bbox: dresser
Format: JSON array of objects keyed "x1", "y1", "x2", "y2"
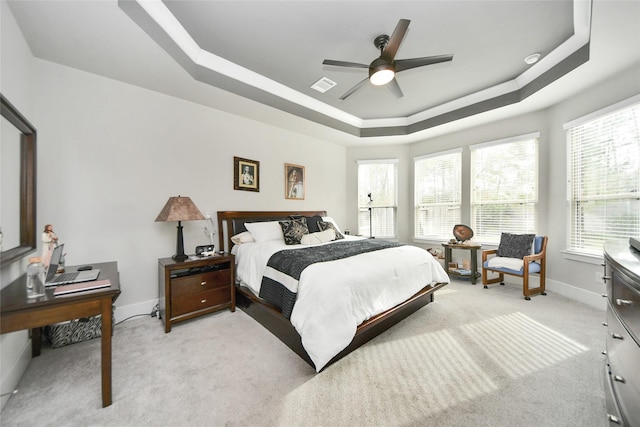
[
  {"x1": 603, "y1": 240, "x2": 640, "y2": 427},
  {"x1": 158, "y1": 254, "x2": 235, "y2": 333}
]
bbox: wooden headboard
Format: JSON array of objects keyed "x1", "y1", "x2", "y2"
[{"x1": 217, "y1": 210, "x2": 327, "y2": 253}]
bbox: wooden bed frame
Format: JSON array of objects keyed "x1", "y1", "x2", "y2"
[{"x1": 217, "y1": 210, "x2": 447, "y2": 370}]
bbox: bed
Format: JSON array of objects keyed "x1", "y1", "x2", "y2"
[{"x1": 217, "y1": 210, "x2": 449, "y2": 371}]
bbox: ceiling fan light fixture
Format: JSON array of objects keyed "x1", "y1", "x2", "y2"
[{"x1": 369, "y1": 65, "x2": 395, "y2": 86}]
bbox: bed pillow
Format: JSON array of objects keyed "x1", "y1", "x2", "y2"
[
  {"x1": 496, "y1": 233, "x2": 535, "y2": 259},
  {"x1": 230, "y1": 231, "x2": 255, "y2": 245},
  {"x1": 279, "y1": 217, "x2": 309, "y2": 245},
  {"x1": 305, "y1": 215, "x2": 324, "y2": 233},
  {"x1": 318, "y1": 220, "x2": 344, "y2": 240},
  {"x1": 301, "y1": 229, "x2": 336, "y2": 245},
  {"x1": 245, "y1": 221, "x2": 285, "y2": 243},
  {"x1": 321, "y1": 216, "x2": 343, "y2": 235}
]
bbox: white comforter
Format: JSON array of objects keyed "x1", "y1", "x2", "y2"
[{"x1": 233, "y1": 237, "x2": 449, "y2": 371}]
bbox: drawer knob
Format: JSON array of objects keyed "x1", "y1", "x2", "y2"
[
  {"x1": 602, "y1": 275, "x2": 611, "y2": 282},
  {"x1": 615, "y1": 298, "x2": 633, "y2": 306},
  {"x1": 602, "y1": 322, "x2": 608, "y2": 327},
  {"x1": 200, "y1": 281, "x2": 207, "y2": 286},
  {"x1": 601, "y1": 294, "x2": 608, "y2": 298},
  {"x1": 201, "y1": 299, "x2": 207, "y2": 304},
  {"x1": 607, "y1": 414, "x2": 621, "y2": 424},
  {"x1": 613, "y1": 375, "x2": 625, "y2": 383},
  {"x1": 611, "y1": 333, "x2": 624, "y2": 340}
]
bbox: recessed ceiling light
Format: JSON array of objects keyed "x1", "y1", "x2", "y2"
[{"x1": 524, "y1": 53, "x2": 541, "y2": 65}]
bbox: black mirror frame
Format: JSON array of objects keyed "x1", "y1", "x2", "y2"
[{"x1": 1, "y1": 94, "x2": 37, "y2": 268}]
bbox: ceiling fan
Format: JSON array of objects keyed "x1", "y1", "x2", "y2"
[{"x1": 322, "y1": 19, "x2": 454, "y2": 100}]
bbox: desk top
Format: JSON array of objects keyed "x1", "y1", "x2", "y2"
[
  {"x1": 1, "y1": 261, "x2": 120, "y2": 313},
  {"x1": 441, "y1": 243, "x2": 482, "y2": 249}
]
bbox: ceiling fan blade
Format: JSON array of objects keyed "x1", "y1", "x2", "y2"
[
  {"x1": 381, "y1": 19, "x2": 410, "y2": 61},
  {"x1": 395, "y1": 54, "x2": 454, "y2": 72},
  {"x1": 339, "y1": 77, "x2": 369, "y2": 100},
  {"x1": 323, "y1": 59, "x2": 369, "y2": 69},
  {"x1": 387, "y1": 78, "x2": 403, "y2": 98}
]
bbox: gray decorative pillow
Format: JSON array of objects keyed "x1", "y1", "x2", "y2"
[
  {"x1": 497, "y1": 233, "x2": 535, "y2": 259},
  {"x1": 279, "y1": 217, "x2": 309, "y2": 245},
  {"x1": 317, "y1": 220, "x2": 344, "y2": 240}
]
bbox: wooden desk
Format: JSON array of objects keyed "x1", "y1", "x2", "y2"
[
  {"x1": 442, "y1": 243, "x2": 481, "y2": 284},
  {"x1": 0, "y1": 261, "x2": 120, "y2": 407}
]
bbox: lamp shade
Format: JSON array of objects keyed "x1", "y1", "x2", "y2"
[
  {"x1": 155, "y1": 196, "x2": 205, "y2": 223},
  {"x1": 155, "y1": 196, "x2": 205, "y2": 262}
]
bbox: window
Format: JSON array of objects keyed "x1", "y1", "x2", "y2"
[
  {"x1": 470, "y1": 134, "x2": 539, "y2": 243},
  {"x1": 414, "y1": 149, "x2": 462, "y2": 239},
  {"x1": 566, "y1": 96, "x2": 640, "y2": 256},
  {"x1": 357, "y1": 159, "x2": 398, "y2": 238}
]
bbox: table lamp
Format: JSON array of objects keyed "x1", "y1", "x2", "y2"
[{"x1": 155, "y1": 196, "x2": 205, "y2": 262}]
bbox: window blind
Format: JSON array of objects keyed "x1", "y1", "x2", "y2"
[
  {"x1": 471, "y1": 136, "x2": 539, "y2": 243},
  {"x1": 357, "y1": 160, "x2": 398, "y2": 238},
  {"x1": 414, "y1": 149, "x2": 462, "y2": 238},
  {"x1": 566, "y1": 101, "x2": 640, "y2": 255}
]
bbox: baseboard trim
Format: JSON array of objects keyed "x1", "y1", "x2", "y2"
[
  {"x1": 546, "y1": 279, "x2": 606, "y2": 311},
  {"x1": 114, "y1": 299, "x2": 157, "y2": 324},
  {"x1": 0, "y1": 332, "x2": 32, "y2": 411}
]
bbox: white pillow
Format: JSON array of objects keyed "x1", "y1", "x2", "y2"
[
  {"x1": 321, "y1": 216, "x2": 343, "y2": 235},
  {"x1": 301, "y1": 229, "x2": 335, "y2": 245},
  {"x1": 230, "y1": 231, "x2": 255, "y2": 245},
  {"x1": 245, "y1": 221, "x2": 284, "y2": 243}
]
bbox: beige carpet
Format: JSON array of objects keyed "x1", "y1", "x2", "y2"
[{"x1": 0, "y1": 279, "x2": 606, "y2": 426}]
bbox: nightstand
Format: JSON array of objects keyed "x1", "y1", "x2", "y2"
[{"x1": 158, "y1": 254, "x2": 235, "y2": 333}]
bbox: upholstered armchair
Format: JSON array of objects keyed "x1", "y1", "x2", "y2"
[{"x1": 481, "y1": 235, "x2": 547, "y2": 300}]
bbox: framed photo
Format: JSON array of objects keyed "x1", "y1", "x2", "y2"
[
  {"x1": 234, "y1": 156, "x2": 259, "y2": 192},
  {"x1": 285, "y1": 163, "x2": 305, "y2": 200}
]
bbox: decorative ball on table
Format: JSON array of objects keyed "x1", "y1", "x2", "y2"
[{"x1": 452, "y1": 224, "x2": 474, "y2": 243}]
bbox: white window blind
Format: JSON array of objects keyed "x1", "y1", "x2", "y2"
[
  {"x1": 357, "y1": 160, "x2": 398, "y2": 238},
  {"x1": 566, "y1": 99, "x2": 640, "y2": 255},
  {"x1": 471, "y1": 135, "x2": 539, "y2": 243},
  {"x1": 414, "y1": 149, "x2": 462, "y2": 239}
]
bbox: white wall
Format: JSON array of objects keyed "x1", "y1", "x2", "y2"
[
  {"x1": 347, "y1": 61, "x2": 640, "y2": 308},
  {"x1": 1, "y1": 1, "x2": 347, "y2": 409},
  {"x1": 0, "y1": 0, "x2": 36, "y2": 410},
  {"x1": 31, "y1": 58, "x2": 347, "y2": 311}
]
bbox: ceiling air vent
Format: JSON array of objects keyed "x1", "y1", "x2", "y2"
[{"x1": 311, "y1": 77, "x2": 337, "y2": 93}]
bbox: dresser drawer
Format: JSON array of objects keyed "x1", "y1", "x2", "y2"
[
  {"x1": 606, "y1": 304, "x2": 640, "y2": 427},
  {"x1": 604, "y1": 363, "x2": 624, "y2": 426},
  {"x1": 172, "y1": 287, "x2": 232, "y2": 317},
  {"x1": 171, "y1": 269, "x2": 231, "y2": 298},
  {"x1": 611, "y1": 269, "x2": 640, "y2": 343}
]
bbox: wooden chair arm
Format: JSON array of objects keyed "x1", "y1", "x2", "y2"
[
  {"x1": 524, "y1": 252, "x2": 544, "y2": 263},
  {"x1": 482, "y1": 249, "x2": 497, "y2": 262}
]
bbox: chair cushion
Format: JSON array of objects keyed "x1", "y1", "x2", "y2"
[
  {"x1": 496, "y1": 233, "x2": 535, "y2": 259},
  {"x1": 483, "y1": 260, "x2": 542, "y2": 276}
]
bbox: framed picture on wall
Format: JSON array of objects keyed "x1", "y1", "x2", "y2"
[
  {"x1": 234, "y1": 156, "x2": 259, "y2": 192},
  {"x1": 285, "y1": 163, "x2": 305, "y2": 200}
]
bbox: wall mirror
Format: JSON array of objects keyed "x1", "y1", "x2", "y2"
[{"x1": 1, "y1": 94, "x2": 37, "y2": 268}]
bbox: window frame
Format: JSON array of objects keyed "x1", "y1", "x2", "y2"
[
  {"x1": 357, "y1": 159, "x2": 399, "y2": 239},
  {"x1": 564, "y1": 95, "x2": 640, "y2": 256},
  {"x1": 470, "y1": 133, "x2": 540, "y2": 244},
  {"x1": 413, "y1": 148, "x2": 462, "y2": 240}
]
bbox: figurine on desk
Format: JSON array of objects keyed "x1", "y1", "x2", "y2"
[{"x1": 41, "y1": 224, "x2": 59, "y2": 268}]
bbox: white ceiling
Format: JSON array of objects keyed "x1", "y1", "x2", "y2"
[{"x1": 6, "y1": 0, "x2": 640, "y2": 146}]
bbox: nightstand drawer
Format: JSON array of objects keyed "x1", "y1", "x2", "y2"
[
  {"x1": 171, "y1": 270, "x2": 231, "y2": 298},
  {"x1": 172, "y1": 287, "x2": 231, "y2": 317},
  {"x1": 159, "y1": 254, "x2": 235, "y2": 333}
]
